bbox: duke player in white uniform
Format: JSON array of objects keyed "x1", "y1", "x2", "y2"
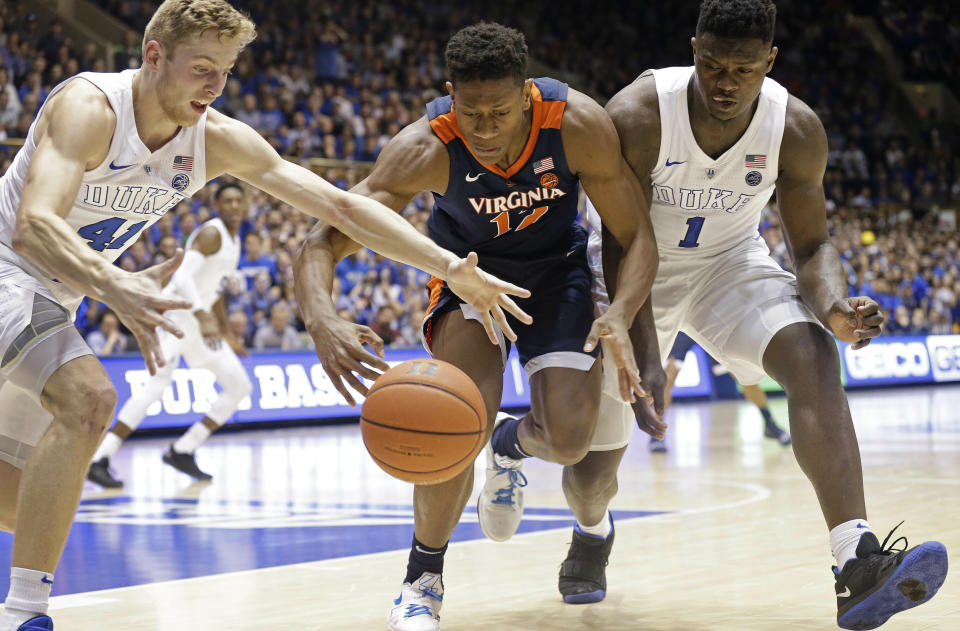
[
  {"x1": 0, "y1": 2, "x2": 531, "y2": 629},
  {"x1": 88, "y1": 182, "x2": 252, "y2": 487},
  {"x1": 579, "y1": 1, "x2": 948, "y2": 629}
]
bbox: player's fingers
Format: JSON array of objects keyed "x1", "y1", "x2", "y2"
[
  {"x1": 350, "y1": 345, "x2": 389, "y2": 374},
  {"x1": 324, "y1": 365, "x2": 357, "y2": 407},
  {"x1": 480, "y1": 310, "x2": 502, "y2": 344},
  {"x1": 498, "y1": 295, "x2": 532, "y2": 324},
  {"x1": 857, "y1": 303, "x2": 879, "y2": 315},
  {"x1": 490, "y1": 279, "x2": 531, "y2": 299},
  {"x1": 138, "y1": 327, "x2": 163, "y2": 374},
  {"x1": 149, "y1": 248, "x2": 185, "y2": 283},
  {"x1": 151, "y1": 313, "x2": 185, "y2": 338},
  {"x1": 618, "y1": 368, "x2": 637, "y2": 404},
  {"x1": 342, "y1": 354, "x2": 382, "y2": 382},
  {"x1": 465, "y1": 251, "x2": 479, "y2": 268},
  {"x1": 341, "y1": 369, "x2": 372, "y2": 400},
  {"x1": 651, "y1": 381, "x2": 666, "y2": 417},
  {"x1": 583, "y1": 321, "x2": 602, "y2": 353},
  {"x1": 357, "y1": 326, "x2": 387, "y2": 360},
  {"x1": 491, "y1": 304, "x2": 517, "y2": 343},
  {"x1": 148, "y1": 297, "x2": 194, "y2": 313},
  {"x1": 861, "y1": 312, "x2": 884, "y2": 328}
]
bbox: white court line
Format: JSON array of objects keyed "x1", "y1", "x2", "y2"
[{"x1": 53, "y1": 477, "x2": 774, "y2": 606}]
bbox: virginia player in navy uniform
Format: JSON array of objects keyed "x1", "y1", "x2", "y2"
[{"x1": 295, "y1": 23, "x2": 658, "y2": 631}]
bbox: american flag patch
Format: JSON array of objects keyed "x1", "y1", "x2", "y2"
[
  {"x1": 173, "y1": 155, "x2": 194, "y2": 171},
  {"x1": 745, "y1": 154, "x2": 766, "y2": 168},
  {"x1": 532, "y1": 157, "x2": 554, "y2": 174}
]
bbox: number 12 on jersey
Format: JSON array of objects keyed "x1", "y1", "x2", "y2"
[
  {"x1": 679, "y1": 216, "x2": 705, "y2": 248},
  {"x1": 77, "y1": 217, "x2": 148, "y2": 252}
]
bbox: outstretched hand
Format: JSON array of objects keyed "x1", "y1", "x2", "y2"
[
  {"x1": 306, "y1": 314, "x2": 390, "y2": 407},
  {"x1": 584, "y1": 311, "x2": 646, "y2": 403},
  {"x1": 445, "y1": 252, "x2": 533, "y2": 344},
  {"x1": 107, "y1": 249, "x2": 194, "y2": 375}
]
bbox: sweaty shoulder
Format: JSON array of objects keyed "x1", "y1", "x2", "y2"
[
  {"x1": 560, "y1": 88, "x2": 622, "y2": 176},
  {"x1": 604, "y1": 73, "x2": 661, "y2": 176},
  {"x1": 367, "y1": 115, "x2": 449, "y2": 196},
  {"x1": 779, "y1": 94, "x2": 827, "y2": 179},
  {"x1": 35, "y1": 78, "x2": 116, "y2": 169}
]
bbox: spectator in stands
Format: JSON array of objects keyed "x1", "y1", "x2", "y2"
[
  {"x1": 85, "y1": 310, "x2": 130, "y2": 356},
  {"x1": 228, "y1": 310, "x2": 254, "y2": 349},
  {"x1": 254, "y1": 302, "x2": 303, "y2": 351}
]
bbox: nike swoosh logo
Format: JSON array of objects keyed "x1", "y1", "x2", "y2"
[
  {"x1": 415, "y1": 546, "x2": 443, "y2": 555},
  {"x1": 109, "y1": 160, "x2": 136, "y2": 170},
  {"x1": 665, "y1": 159, "x2": 686, "y2": 167},
  {"x1": 41, "y1": 575, "x2": 53, "y2": 584},
  {"x1": 465, "y1": 172, "x2": 483, "y2": 182},
  {"x1": 837, "y1": 586, "x2": 851, "y2": 598},
  {"x1": 856, "y1": 523, "x2": 869, "y2": 529}
]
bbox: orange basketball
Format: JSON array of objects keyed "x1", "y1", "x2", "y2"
[{"x1": 360, "y1": 359, "x2": 486, "y2": 485}]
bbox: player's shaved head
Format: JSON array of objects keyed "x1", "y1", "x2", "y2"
[{"x1": 445, "y1": 22, "x2": 527, "y2": 86}]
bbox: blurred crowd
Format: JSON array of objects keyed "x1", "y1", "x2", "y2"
[{"x1": 0, "y1": 0, "x2": 957, "y2": 358}]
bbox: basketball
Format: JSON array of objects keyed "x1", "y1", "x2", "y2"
[{"x1": 360, "y1": 359, "x2": 487, "y2": 484}]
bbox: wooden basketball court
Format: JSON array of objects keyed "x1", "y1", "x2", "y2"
[{"x1": 6, "y1": 385, "x2": 958, "y2": 630}]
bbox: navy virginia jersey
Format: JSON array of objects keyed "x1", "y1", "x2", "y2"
[{"x1": 426, "y1": 78, "x2": 584, "y2": 285}]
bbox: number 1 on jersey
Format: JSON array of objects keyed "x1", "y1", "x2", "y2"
[{"x1": 679, "y1": 216, "x2": 705, "y2": 248}]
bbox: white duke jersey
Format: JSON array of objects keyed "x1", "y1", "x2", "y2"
[
  {"x1": 587, "y1": 67, "x2": 787, "y2": 257},
  {"x1": 0, "y1": 69, "x2": 207, "y2": 311},
  {"x1": 167, "y1": 217, "x2": 241, "y2": 311}
]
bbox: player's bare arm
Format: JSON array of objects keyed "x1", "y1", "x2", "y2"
[
  {"x1": 776, "y1": 96, "x2": 882, "y2": 349},
  {"x1": 599, "y1": 76, "x2": 669, "y2": 421},
  {"x1": 12, "y1": 79, "x2": 192, "y2": 374},
  {"x1": 293, "y1": 118, "x2": 451, "y2": 405},
  {"x1": 562, "y1": 89, "x2": 656, "y2": 402},
  {"x1": 181, "y1": 225, "x2": 224, "y2": 350}
]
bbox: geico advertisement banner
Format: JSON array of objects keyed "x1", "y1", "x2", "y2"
[
  {"x1": 926, "y1": 335, "x2": 960, "y2": 383},
  {"x1": 841, "y1": 336, "x2": 933, "y2": 386},
  {"x1": 103, "y1": 344, "x2": 713, "y2": 430}
]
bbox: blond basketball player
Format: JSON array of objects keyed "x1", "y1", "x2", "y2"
[
  {"x1": 579, "y1": 1, "x2": 948, "y2": 628},
  {"x1": 88, "y1": 182, "x2": 252, "y2": 488},
  {"x1": 0, "y1": 2, "x2": 531, "y2": 629}
]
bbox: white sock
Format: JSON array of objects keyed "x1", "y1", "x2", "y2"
[
  {"x1": 92, "y1": 431, "x2": 123, "y2": 462},
  {"x1": 577, "y1": 512, "x2": 612, "y2": 539},
  {"x1": 0, "y1": 567, "x2": 53, "y2": 630},
  {"x1": 172, "y1": 422, "x2": 212, "y2": 454},
  {"x1": 830, "y1": 518, "x2": 871, "y2": 569}
]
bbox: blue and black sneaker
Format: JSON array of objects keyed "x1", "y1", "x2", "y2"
[
  {"x1": 834, "y1": 523, "x2": 948, "y2": 630},
  {"x1": 17, "y1": 616, "x2": 53, "y2": 630},
  {"x1": 559, "y1": 515, "x2": 615, "y2": 604}
]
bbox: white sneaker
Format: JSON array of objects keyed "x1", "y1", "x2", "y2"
[
  {"x1": 477, "y1": 413, "x2": 528, "y2": 542},
  {"x1": 387, "y1": 572, "x2": 443, "y2": 631}
]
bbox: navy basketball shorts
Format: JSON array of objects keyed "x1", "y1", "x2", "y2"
[{"x1": 421, "y1": 251, "x2": 600, "y2": 378}]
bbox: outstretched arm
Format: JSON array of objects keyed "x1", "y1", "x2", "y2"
[
  {"x1": 776, "y1": 97, "x2": 882, "y2": 349},
  {"x1": 207, "y1": 112, "x2": 531, "y2": 342},
  {"x1": 565, "y1": 89, "x2": 658, "y2": 402}
]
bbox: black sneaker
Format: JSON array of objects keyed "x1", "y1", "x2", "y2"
[
  {"x1": 559, "y1": 515, "x2": 615, "y2": 604},
  {"x1": 763, "y1": 419, "x2": 792, "y2": 446},
  {"x1": 87, "y1": 457, "x2": 123, "y2": 488},
  {"x1": 162, "y1": 447, "x2": 213, "y2": 480},
  {"x1": 834, "y1": 523, "x2": 948, "y2": 630}
]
